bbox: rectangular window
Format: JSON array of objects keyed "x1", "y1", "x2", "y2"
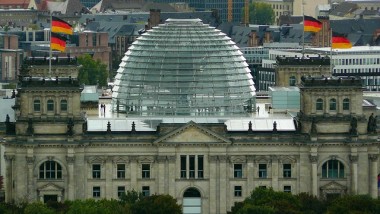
[
  {"x1": 198, "y1": 155, "x2": 204, "y2": 178},
  {"x1": 92, "y1": 164, "x2": 101, "y2": 179},
  {"x1": 259, "y1": 164, "x2": 267, "y2": 178},
  {"x1": 234, "y1": 164, "x2": 243, "y2": 178},
  {"x1": 117, "y1": 164, "x2": 125, "y2": 179},
  {"x1": 142, "y1": 186, "x2": 150, "y2": 197},
  {"x1": 93, "y1": 186, "x2": 100, "y2": 198},
  {"x1": 180, "y1": 155, "x2": 187, "y2": 178},
  {"x1": 284, "y1": 186, "x2": 291, "y2": 193},
  {"x1": 34, "y1": 100, "x2": 40, "y2": 112},
  {"x1": 283, "y1": 164, "x2": 291, "y2": 178},
  {"x1": 47, "y1": 99, "x2": 54, "y2": 111},
  {"x1": 234, "y1": 186, "x2": 242, "y2": 197},
  {"x1": 117, "y1": 186, "x2": 125, "y2": 198},
  {"x1": 60, "y1": 100, "x2": 67, "y2": 111},
  {"x1": 189, "y1": 155, "x2": 195, "y2": 178},
  {"x1": 142, "y1": 164, "x2": 150, "y2": 178}
]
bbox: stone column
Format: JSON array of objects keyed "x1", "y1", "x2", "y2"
[
  {"x1": 129, "y1": 156, "x2": 138, "y2": 190},
  {"x1": 349, "y1": 155, "x2": 358, "y2": 194},
  {"x1": 368, "y1": 154, "x2": 378, "y2": 198},
  {"x1": 208, "y1": 155, "x2": 218, "y2": 214},
  {"x1": 219, "y1": 155, "x2": 228, "y2": 214},
  {"x1": 66, "y1": 156, "x2": 75, "y2": 200},
  {"x1": 247, "y1": 156, "x2": 254, "y2": 192},
  {"x1": 156, "y1": 156, "x2": 166, "y2": 194},
  {"x1": 309, "y1": 155, "x2": 318, "y2": 196},
  {"x1": 26, "y1": 156, "x2": 35, "y2": 201},
  {"x1": 4, "y1": 155, "x2": 14, "y2": 202},
  {"x1": 167, "y1": 156, "x2": 175, "y2": 195},
  {"x1": 271, "y1": 155, "x2": 279, "y2": 191}
]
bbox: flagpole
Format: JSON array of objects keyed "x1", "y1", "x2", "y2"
[
  {"x1": 49, "y1": 14, "x2": 52, "y2": 78},
  {"x1": 302, "y1": 0, "x2": 305, "y2": 58},
  {"x1": 330, "y1": 28, "x2": 333, "y2": 73}
]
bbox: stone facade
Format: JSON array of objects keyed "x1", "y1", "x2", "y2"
[{"x1": 1, "y1": 75, "x2": 379, "y2": 213}]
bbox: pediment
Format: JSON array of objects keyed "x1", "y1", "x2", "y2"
[
  {"x1": 38, "y1": 183, "x2": 64, "y2": 192},
  {"x1": 320, "y1": 181, "x2": 347, "y2": 190},
  {"x1": 153, "y1": 121, "x2": 231, "y2": 144}
]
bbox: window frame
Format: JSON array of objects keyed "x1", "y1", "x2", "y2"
[
  {"x1": 322, "y1": 159, "x2": 345, "y2": 179},
  {"x1": 117, "y1": 186, "x2": 125, "y2": 198},
  {"x1": 34, "y1": 99, "x2": 41, "y2": 112},
  {"x1": 316, "y1": 98, "x2": 323, "y2": 111},
  {"x1": 92, "y1": 164, "x2": 101, "y2": 179},
  {"x1": 93, "y1": 186, "x2": 101, "y2": 198},
  {"x1": 343, "y1": 98, "x2": 350, "y2": 111},
  {"x1": 39, "y1": 160, "x2": 62, "y2": 179},
  {"x1": 329, "y1": 98, "x2": 337, "y2": 111},
  {"x1": 234, "y1": 163, "x2": 243, "y2": 178},
  {"x1": 142, "y1": 186, "x2": 150, "y2": 197},
  {"x1": 283, "y1": 164, "x2": 291, "y2": 178},
  {"x1": 259, "y1": 164, "x2": 267, "y2": 178},
  {"x1": 117, "y1": 164, "x2": 125, "y2": 179},
  {"x1": 234, "y1": 186, "x2": 242, "y2": 197},
  {"x1": 284, "y1": 185, "x2": 292, "y2": 193},
  {"x1": 47, "y1": 99, "x2": 54, "y2": 112},
  {"x1": 60, "y1": 99, "x2": 67, "y2": 112},
  {"x1": 142, "y1": 164, "x2": 150, "y2": 179}
]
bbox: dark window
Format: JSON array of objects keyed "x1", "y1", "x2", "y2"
[
  {"x1": 322, "y1": 160, "x2": 345, "y2": 178},
  {"x1": 189, "y1": 155, "x2": 195, "y2": 178},
  {"x1": 316, "y1": 98, "x2": 323, "y2": 111},
  {"x1": 117, "y1": 186, "x2": 125, "y2": 198},
  {"x1": 34, "y1": 100, "x2": 40, "y2": 112},
  {"x1": 181, "y1": 155, "x2": 186, "y2": 178},
  {"x1": 289, "y1": 76, "x2": 296, "y2": 86},
  {"x1": 234, "y1": 164, "x2": 243, "y2": 178},
  {"x1": 259, "y1": 164, "x2": 267, "y2": 178},
  {"x1": 329, "y1": 98, "x2": 336, "y2": 111},
  {"x1": 284, "y1": 185, "x2": 291, "y2": 193},
  {"x1": 142, "y1": 186, "x2": 150, "y2": 196},
  {"x1": 93, "y1": 186, "x2": 100, "y2": 198},
  {"x1": 198, "y1": 155, "x2": 204, "y2": 178},
  {"x1": 39, "y1": 161, "x2": 62, "y2": 179},
  {"x1": 92, "y1": 164, "x2": 101, "y2": 179},
  {"x1": 60, "y1": 100, "x2": 67, "y2": 111},
  {"x1": 142, "y1": 164, "x2": 150, "y2": 178},
  {"x1": 283, "y1": 164, "x2": 291, "y2": 178},
  {"x1": 343, "y1": 98, "x2": 350, "y2": 110},
  {"x1": 47, "y1": 99, "x2": 54, "y2": 111},
  {"x1": 117, "y1": 164, "x2": 125, "y2": 179},
  {"x1": 234, "y1": 186, "x2": 242, "y2": 197}
]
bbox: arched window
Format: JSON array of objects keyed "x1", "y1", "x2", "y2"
[
  {"x1": 34, "y1": 100, "x2": 41, "y2": 112},
  {"x1": 39, "y1": 161, "x2": 62, "y2": 179},
  {"x1": 316, "y1": 98, "x2": 323, "y2": 111},
  {"x1": 322, "y1": 160, "x2": 344, "y2": 178},
  {"x1": 343, "y1": 98, "x2": 350, "y2": 110},
  {"x1": 60, "y1": 100, "x2": 67, "y2": 112},
  {"x1": 289, "y1": 76, "x2": 296, "y2": 86},
  {"x1": 329, "y1": 98, "x2": 336, "y2": 111},
  {"x1": 47, "y1": 99, "x2": 54, "y2": 111}
]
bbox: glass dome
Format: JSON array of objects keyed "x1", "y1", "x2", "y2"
[{"x1": 112, "y1": 18, "x2": 255, "y2": 116}]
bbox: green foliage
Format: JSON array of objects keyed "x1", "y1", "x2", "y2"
[
  {"x1": 243, "y1": 2, "x2": 275, "y2": 25},
  {"x1": 66, "y1": 199, "x2": 126, "y2": 214},
  {"x1": 327, "y1": 194, "x2": 380, "y2": 214},
  {"x1": 77, "y1": 54, "x2": 109, "y2": 87},
  {"x1": 236, "y1": 204, "x2": 275, "y2": 214},
  {"x1": 297, "y1": 192, "x2": 327, "y2": 214},
  {"x1": 119, "y1": 189, "x2": 143, "y2": 205},
  {"x1": 24, "y1": 202, "x2": 54, "y2": 214},
  {"x1": 130, "y1": 194, "x2": 182, "y2": 214}
]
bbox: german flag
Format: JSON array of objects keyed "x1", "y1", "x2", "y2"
[
  {"x1": 304, "y1": 16, "x2": 322, "y2": 33},
  {"x1": 51, "y1": 32, "x2": 67, "y2": 52},
  {"x1": 52, "y1": 16, "x2": 73, "y2": 35},
  {"x1": 332, "y1": 32, "x2": 352, "y2": 49}
]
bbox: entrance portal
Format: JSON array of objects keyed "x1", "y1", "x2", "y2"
[
  {"x1": 43, "y1": 194, "x2": 58, "y2": 203},
  {"x1": 183, "y1": 187, "x2": 201, "y2": 214}
]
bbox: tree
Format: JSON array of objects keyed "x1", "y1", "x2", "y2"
[
  {"x1": 243, "y1": 2, "x2": 275, "y2": 25},
  {"x1": 24, "y1": 202, "x2": 54, "y2": 214},
  {"x1": 119, "y1": 190, "x2": 143, "y2": 205},
  {"x1": 130, "y1": 194, "x2": 182, "y2": 214},
  {"x1": 326, "y1": 194, "x2": 380, "y2": 214},
  {"x1": 77, "y1": 54, "x2": 108, "y2": 87}
]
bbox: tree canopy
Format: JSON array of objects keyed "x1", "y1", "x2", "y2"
[
  {"x1": 243, "y1": 2, "x2": 275, "y2": 25},
  {"x1": 77, "y1": 54, "x2": 108, "y2": 87}
]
